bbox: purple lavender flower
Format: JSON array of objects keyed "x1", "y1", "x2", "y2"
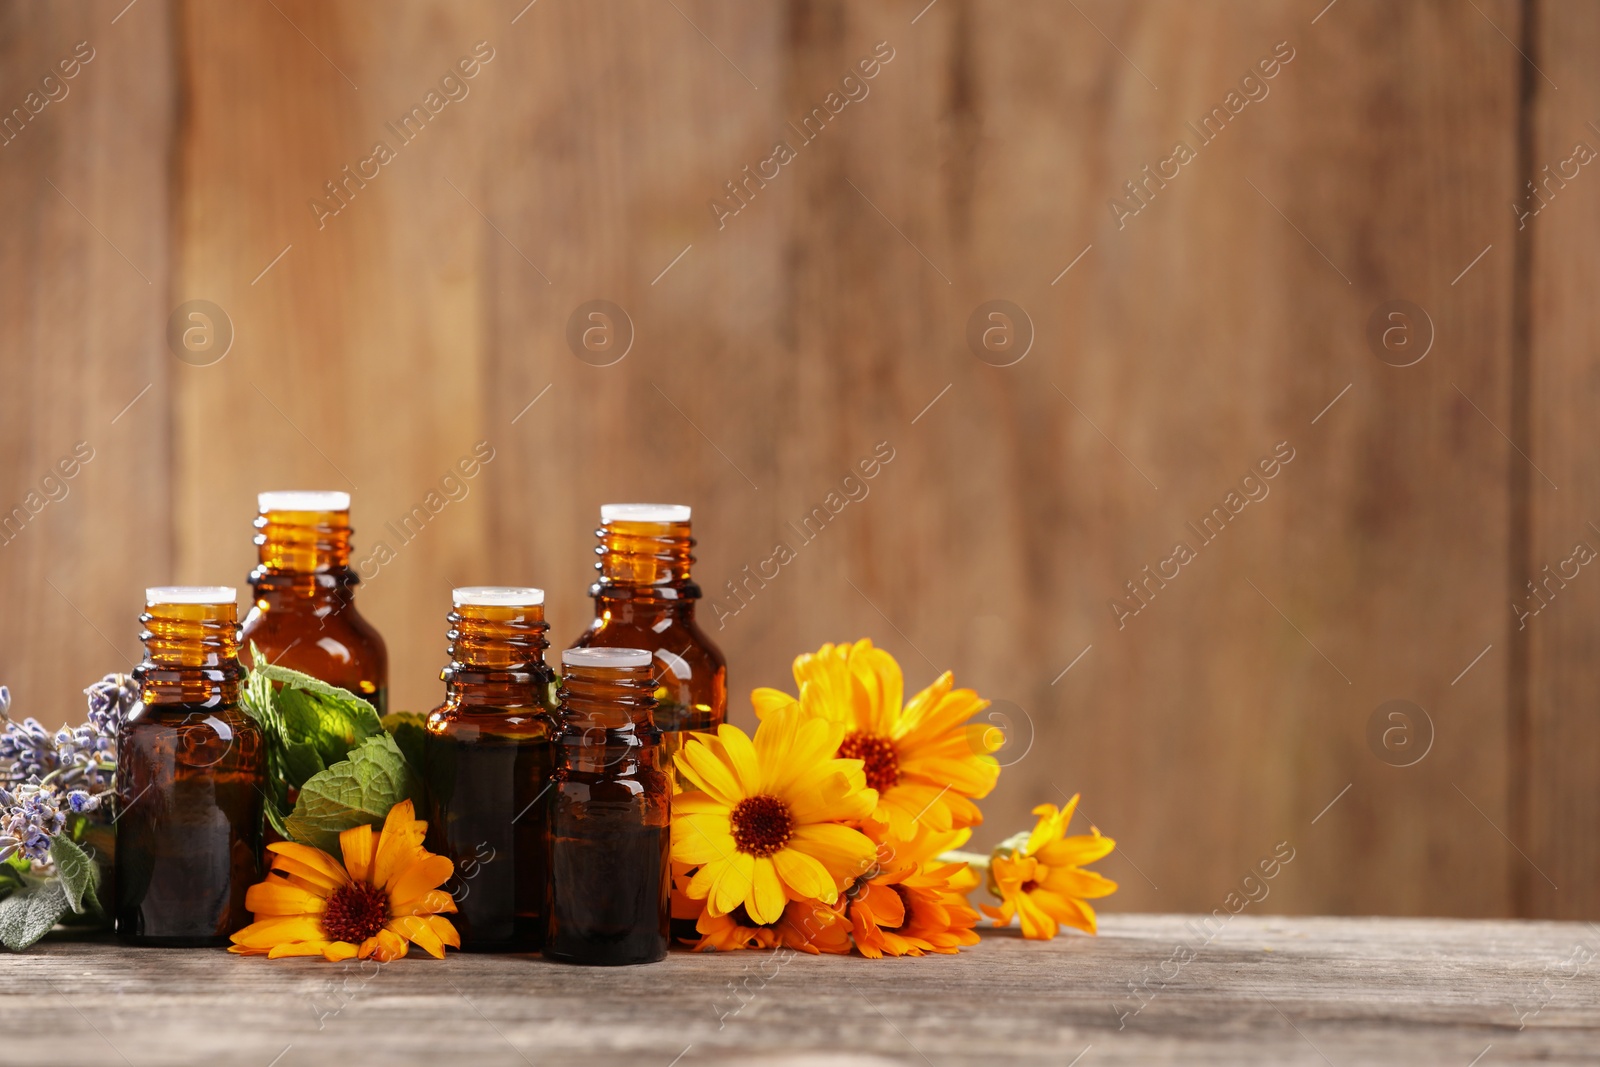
[{"x1": 0, "y1": 781, "x2": 91, "y2": 864}]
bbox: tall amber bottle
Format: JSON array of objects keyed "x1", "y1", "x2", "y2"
[
  {"x1": 117, "y1": 587, "x2": 263, "y2": 946},
  {"x1": 545, "y1": 647, "x2": 669, "y2": 966},
  {"x1": 241, "y1": 491, "x2": 388, "y2": 713},
  {"x1": 423, "y1": 587, "x2": 557, "y2": 952},
  {"x1": 570, "y1": 504, "x2": 726, "y2": 771}
]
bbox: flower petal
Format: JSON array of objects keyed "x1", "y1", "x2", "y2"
[
  {"x1": 391, "y1": 888, "x2": 459, "y2": 917},
  {"x1": 230, "y1": 915, "x2": 325, "y2": 948},
  {"x1": 787, "y1": 823, "x2": 876, "y2": 888},
  {"x1": 389, "y1": 915, "x2": 446, "y2": 958},
  {"x1": 372, "y1": 801, "x2": 428, "y2": 892},
  {"x1": 675, "y1": 737, "x2": 746, "y2": 808},
  {"x1": 387, "y1": 854, "x2": 455, "y2": 912},
  {"x1": 715, "y1": 724, "x2": 762, "y2": 797},
  {"x1": 771, "y1": 847, "x2": 834, "y2": 902},
  {"x1": 267, "y1": 842, "x2": 350, "y2": 889},
  {"x1": 322, "y1": 941, "x2": 359, "y2": 962},
  {"x1": 427, "y1": 914, "x2": 461, "y2": 949},
  {"x1": 340, "y1": 822, "x2": 377, "y2": 884},
  {"x1": 671, "y1": 813, "x2": 737, "y2": 867},
  {"x1": 746, "y1": 857, "x2": 786, "y2": 925},
  {"x1": 751, "y1": 687, "x2": 798, "y2": 721},
  {"x1": 245, "y1": 879, "x2": 327, "y2": 917},
  {"x1": 710, "y1": 851, "x2": 755, "y2": 916},
  {"x1": 266, "y1": 940, "x2": 336, "y2": 958}
]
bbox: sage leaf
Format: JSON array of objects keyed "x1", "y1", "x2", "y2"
[
  {"x1": 0, "y1": 878, "x2": 69, "y2": 951},
  {"x1": 50, "y1": 836, "x2": 96, "y2": 915}
]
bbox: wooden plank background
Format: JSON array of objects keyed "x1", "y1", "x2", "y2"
[{"x1": 1, "y1": 0, "x2": 1592, "y2": 920}]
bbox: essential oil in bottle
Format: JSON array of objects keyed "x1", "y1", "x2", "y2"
[
  {"x1": 423, "y1": 587, "x2": 557, "y2": 952},
  {"x1": 570, "y1": 504, "x2": 726, "y2": 772},
  {"x1": 545, "y1": 647, "x2": 670, "y2": 966},
  {"x1": 116, "y1": 587, "x2": 264, "y2": 946},
  {"x1": 241, "y1": 491, "x2": 388, "y2": 713}
]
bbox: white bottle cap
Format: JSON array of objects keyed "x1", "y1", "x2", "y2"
[
  {"x1": 146, "y1": 586, "x2": 237, "y2": 605},
  {"x1": 562, "y1": 647, "x2": 653, "y2": 669},
  {"x1": 600, "y1": 503, "x2": 691, "y2": 524},
  {"x1": 452, "y1": 586, "x2": 545, "y2": 607},
  {"x1": 258, "y1": 491, "x2": 351, "y2": 512}
]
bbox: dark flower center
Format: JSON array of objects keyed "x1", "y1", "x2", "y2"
[
  {"x1": 838, "y1": 731, "x2": 900, "y2": 792},
  {"x1": 320, "y1": 881, "x2": 389, "y2": 944},
  {"x1": 730, "y1": 794, "x2": 794, "y2": 857},
  {"x1": 1020, "y1": 879, "x2": 1039, "y2": 894}
]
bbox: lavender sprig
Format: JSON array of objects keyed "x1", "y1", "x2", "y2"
[
  {"x1": 0, "y1": 688, "x2": 60, "y2": 786},
  {"x1": 0, "y1": 781, "x2": 97, "y2": 865},
  {"x1": 0, "y1": 674, "x2": 133, "y2": 861}
]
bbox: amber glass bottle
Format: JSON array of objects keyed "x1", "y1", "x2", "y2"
[
  {"x1": 423, "y1": 587, "x2": 557, "y2": 952},
  {"x1": 242, "y1": 491, "x2": 387, "y2": 713},
  {"x1": 546, "y1": 647, "x2": 669, "y2": 966},
  {"x1": 117, "y1": 587, "x2": 263, "y2": 946},
  {"x1": 570, "y1": 504, "x2": 726, "y2": 774}
]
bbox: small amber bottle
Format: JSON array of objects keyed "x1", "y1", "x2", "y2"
[
  {"x1": 570, "y1": 504, "x2": 726, "y2": 773},
  {"x1": 117, "y1": 587, "x2": 264, "y2": 946},
  {"x1": 424, "y1": 587, "x2": 557, "y2": 952},
  {"x1": 545, "y1": 647, "x2": 669, "y2": 966},
  {"x1": 241, "y1": 491, "x2": 388, "y2": 713}
]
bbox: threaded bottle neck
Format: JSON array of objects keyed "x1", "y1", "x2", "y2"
[
  {"x1": 557, "y1": 660, "x2": 658, "y2": 734},
  {"x1": 445, "y1": 602, "x2": 550, "y2": 673},
  {"x1": 137, "y1": 594, "x2": 242, "y2": 705},
  {"x1": 254, "y1": 507, "x2": 353, "y2": 575},
  {"x1": 594, "y1": 518, "x2": 697, "y2": 595}
]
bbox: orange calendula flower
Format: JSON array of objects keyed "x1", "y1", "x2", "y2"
[
  {"x1": 846, "y1": 825, "x2": 981, "y2": 958},
  {"x1": 671, "y1": 706, "x2": 878, "y2": 925},
  {"x1": 672, "y1": 864, "x2": 850, "y2": 954},
  {"x1": 981, "y1": 794, "x2": 1117, "y2": 939},
  {"x1": 754, "y1": 639, "x2": 1001, "y2": 840},
  {"x1": 229, "y1": 800, "x2": 459, "y2": 962}
]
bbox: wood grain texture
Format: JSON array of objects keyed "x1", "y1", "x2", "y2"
[
  {"x1": 0, "y1": 0, "x2": 1592, "y2": 920},
  {"x1": 0, "y1": 1, "x2": 174, "y2": 700},
  {"x1": 1523, "y1": 1, "x2": 1600, "y2": 920},
  {"x1": 4, "y1": 916, "x2": 1599, "y2": 1065}
]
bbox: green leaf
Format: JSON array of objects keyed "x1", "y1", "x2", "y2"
[
  {"x1": 50, "y1": 836, "x2": 96, "y2": 915},
  {"x1": 379, "y1": 712, "x2": 429, "y2": 780},
  {"x1": 258, "y1": 667, "x2": 382, "y2": 786},
  {"x1": 0, "y1": 878, "x2": 68, "y2": 951},
  {"x1": 264, "y1": 799, "x2": 291, "y2": 841},
  {"x1": 284, "y1": 733, "x2": 421, "y2": 854},
  {"x1": 282, "y1": 738, "x2": 327, "y2": 787}
]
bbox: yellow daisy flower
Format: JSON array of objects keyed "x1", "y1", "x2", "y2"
[
  {"x1": 229, "y1": 800, "x2": 459, "y2": 962},
  {"x1": 754, "y1": 639, "x2": 1000, "y2": 840},
  {"x1": 981, "y1": 795, "x2": 1117, "y2": 939},
  {"x1": 671, "y1": 707, "x2": 878, "y2": 925}
]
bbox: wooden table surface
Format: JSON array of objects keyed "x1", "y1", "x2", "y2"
[{"x1": 3, "y1": 914, "x2": 1598, "y2": 1066}]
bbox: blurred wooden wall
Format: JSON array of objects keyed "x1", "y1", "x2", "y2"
[{"x1": 2, "y1": 0, "x2": 1595, "y2": 920}]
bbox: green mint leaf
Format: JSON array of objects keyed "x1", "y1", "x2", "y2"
[
  {"x1": 255, "y1": 662, "x2": 382, "y2": 717},
  {"x1": 379, "y1": 712, "x2": 429, "y2": 780},
  {"x1": 260, "y1": 669, "x2": 382, "y2": 783},
  {"x1": 284, "y1": 733, "x2": 421, "y2": 854},
  {"x1": 0, "y1": 878, "x2": 68, "y2": 951},
  {"x1": 282, "y1": 738, "x2": 327, "y2": 787},
  {"x1": 50, "y1": 836, "x2": 96, "y2": 915}
]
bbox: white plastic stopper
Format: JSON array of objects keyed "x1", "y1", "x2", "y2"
[
  {"x1": 562, "y1": 647, "x2": 653, "y2": 669},
  {"x1": 452, "y1": 586, "x2": 546, "y2": 607},
  {"x1": 600, "y1": 503, "x2": 691, "y2": 524},
  {"x1": 146, "y1": 586, "x2": 237, "y2": 605},
  {"x1": 258, "y1": 491, "x2": 351, "y2": 512}
]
